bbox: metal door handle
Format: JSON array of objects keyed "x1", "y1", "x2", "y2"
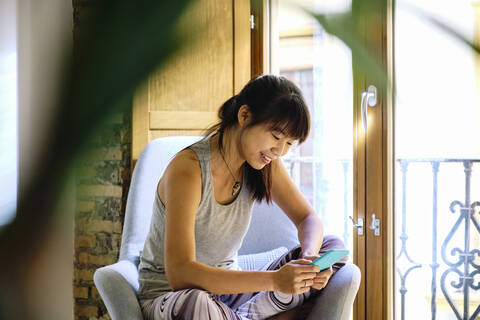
[
  {"x1": 349, "y1": 216, "x2": 364, "y2": 236},
  {"x1": 369, "y1": 213, "x2": 380, "y2": 236},
  {"x1": 361, "y1": 85, "x2": 377, "y2": 131}
]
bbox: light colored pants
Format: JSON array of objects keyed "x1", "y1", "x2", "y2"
[{"x1": 140, "y1": 235, "x2": 347, "y2": 320}]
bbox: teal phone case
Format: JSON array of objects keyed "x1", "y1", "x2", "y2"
[{"x1": 310, "y1": 249, "x2": 349, "y2": 271}]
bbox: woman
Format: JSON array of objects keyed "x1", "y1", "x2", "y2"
[{"x1": 137, "y1": 74, "x2": 348, "y2": 319}]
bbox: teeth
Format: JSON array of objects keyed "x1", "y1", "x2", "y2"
[{"x1": 263, "y1": 154, "x2": 272, "y2": 161}]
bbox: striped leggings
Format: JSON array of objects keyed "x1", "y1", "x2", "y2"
[{"x1": 140, "y1": 235, "x2": 347, "y2": 320}]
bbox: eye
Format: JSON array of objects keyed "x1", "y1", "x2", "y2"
[
  {"x1": 287, "y1": 142, "x2": 293, "y2": 146},
  {"x1": 272, "y1": 134, "x2": 280, "y2": 140}
]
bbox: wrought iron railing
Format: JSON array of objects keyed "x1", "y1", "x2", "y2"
[
  {"x1": 283, "y1": 155, "x2": 480, "y2": 319},
  {"x1": 396, "y1": 158, "x2": 480, "y2": 320}
]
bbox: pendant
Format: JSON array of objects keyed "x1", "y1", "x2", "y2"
[{"x1": 232, "y1": 181, "x2": 241, "y2": 195}]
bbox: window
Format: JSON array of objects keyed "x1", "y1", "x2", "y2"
[
  {"x1": 270, "y1": 0, "x2": 354, "y2": 254},
  {"x1": 0, "y1": 0, "x2": 18, "y2": 227},
  {"x1": 394, "y1": 0, "x2": 480, "y2": 318}
]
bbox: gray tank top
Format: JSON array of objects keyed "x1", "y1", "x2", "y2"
[{"x1": 137, "y1": 134, "x2": 254, "y2": 300}]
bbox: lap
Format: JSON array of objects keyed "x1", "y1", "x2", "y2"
[{"x1": 140, "y1": 235, "x2": 347, "y2": 319}]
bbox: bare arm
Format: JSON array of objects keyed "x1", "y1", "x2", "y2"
[
  {"x1": 162, "y1": 151, "x2": 318, "y2": 295},
  {"x1": 270, "y1": 158, "x2": 332, "y2": 290},
  {"x1": 270, "y1": 159, "x2": 324, "y2": 257}
]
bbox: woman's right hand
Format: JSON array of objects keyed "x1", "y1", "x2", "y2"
[{"x1": 272, "y1": 259, "x2": 320, "y2": 294}]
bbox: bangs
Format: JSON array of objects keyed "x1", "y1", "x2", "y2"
[{"x1": 265, "y1": 95, "x2": 310, "y2": 144}]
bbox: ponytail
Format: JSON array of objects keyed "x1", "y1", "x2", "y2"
[{"x1": 218, "y1": 95, "x2": 239, "y2": 123}]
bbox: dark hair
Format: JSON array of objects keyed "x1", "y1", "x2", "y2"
[{"x1": 201, "y1": 74, "x2": 311, "y2": 204}]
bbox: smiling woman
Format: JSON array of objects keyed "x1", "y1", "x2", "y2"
[{"x1": 136, "y1": 74, "x2": 353, "y2": 319}]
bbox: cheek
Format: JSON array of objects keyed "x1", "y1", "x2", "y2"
[
  {"x1": 241, "y1": 130, "x2": 272, "y2": 157},
  {"x1": 243, "y1": 132, "x2": 262, "y2": 151},
  {"x1": 246, "y1": 141, "x2": 262, "y2": 158},
  {"x1": 281, "y1": 145, "x2": 291, "y2": 156}
]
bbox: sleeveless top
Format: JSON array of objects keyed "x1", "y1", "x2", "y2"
[{"x1": 137, "y1": 134, "x2": 255, "y2": 300}]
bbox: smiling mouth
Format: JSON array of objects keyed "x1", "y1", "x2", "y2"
[{"x1": 261, "y1": 152, "x2": 272, "y2": 164}]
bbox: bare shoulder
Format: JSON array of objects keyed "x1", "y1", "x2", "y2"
[
  {"x1": 167, "y1": 148, "x2": 200, "y2": 174},
  {"x1": 158, "y1": 147, "x2": 202, "y2": 206}
]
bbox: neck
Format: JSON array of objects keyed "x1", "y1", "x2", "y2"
[{"x1": 211, "y1": 128, "x2": 244, "y2": 180}]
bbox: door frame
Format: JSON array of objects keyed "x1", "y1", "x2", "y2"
[{"x1": 251, "y1": 0, "x2": 395, "y2": 318}]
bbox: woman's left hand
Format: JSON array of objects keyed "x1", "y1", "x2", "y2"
[{"x1": 301, "y1": 254, "x2": 333, "y2": 290}]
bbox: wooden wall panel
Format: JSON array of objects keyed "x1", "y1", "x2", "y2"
[
  {"x1": 149, "y1": 130, "x2": 206, "y2": 140},
  {"x1": 148, "y1": 0, "x2": 233, "y2": 112},
  {"x1": 132, "y1": 0, "x2": 251, "y2": 168},
  {"x1": 132, "y1": 80, "x2": 149, "y2": 170},
  {"x1": 149, "y1": 111, "x2": 218, "y2": 130}
]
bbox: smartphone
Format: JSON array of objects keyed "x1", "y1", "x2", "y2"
[{"x1": 309, "y1": 249, "x2": 349, "y2": 271}]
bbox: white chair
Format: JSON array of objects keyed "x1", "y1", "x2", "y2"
[{"x1": 94, "y1": 136, "x2": 361, "y2": 319}]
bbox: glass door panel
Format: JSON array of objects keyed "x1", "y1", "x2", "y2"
[
  {"x1": 271, "y1": 0, "x2": 353, "y2": 254},
  {"x1": 394, "y1": 1, "x2": 480, "y2": 319}
]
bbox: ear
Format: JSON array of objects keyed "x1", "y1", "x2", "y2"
[{"x1": 237, "y1": 104, "x2": 251, "y2": 127}]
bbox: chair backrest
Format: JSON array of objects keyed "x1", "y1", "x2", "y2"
[
  {"x1": 119, "y1": 136, "x2": 202, "y2": 262},
  {"x1": 119, "y1": 136, "x2": 299, "y2": 263},
  {"x1": 238, "y1": 200, "x2": 298, "y2": 255}
]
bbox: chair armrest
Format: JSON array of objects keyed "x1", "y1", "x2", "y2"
[
  {"x1": 93, "y1": 260, "x2": 143, "y2": 320},
  {"x1": 306, "y1": 263, "x2": 361, "y2": 320}
]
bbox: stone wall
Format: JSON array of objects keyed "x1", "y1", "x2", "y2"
[{"x1": 72, "y1": 3, "x2": 133, "y2": 318}]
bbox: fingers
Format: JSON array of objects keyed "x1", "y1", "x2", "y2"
[
  {"x1": 312, "y1": 276, "x2": 329, "y2": 289},
  {"x1": 311, "y1": 280, "x2": 327, "y2": 290},
  {"x1": 296, "y1": 286, "x2": 311, "y2": 295},
  {"x1": 311, "y1": 266, "x2": 333, "y2": 290},
  {"x1": 297, "y1": 272, "x2": 317, "y2": 282},
  {"x1": 315, "y1": 267, "x2": 332, "y2": 280},
  {"x1": 320, "y1": 266, "x2": 333, "y2": 276},
  {"x1": 299, "y1": 279, "x2": 314, "y2": 288},
  {"x1": 290, "y1": 258, "x2": 314, "y2": 265},
  {"x1": 301, "y1": 255, "x2": 319, "y2": 262},
  {"x1": 278, "y1": 262, "x2": 332, "y2": 294},
  {"x1": 293, "y1": 278, "x2": 315, "y2": 294},
  {"x1": 288, "y1": 260, "x2": 321, "y2": 273}
]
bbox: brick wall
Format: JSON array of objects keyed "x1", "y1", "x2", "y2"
[
  {"x1": 73, "y1": 110, "x2": 132, "y2": 320},
  {"x1": 73, "y1": 114, "x2": 132, "y2": 320}
]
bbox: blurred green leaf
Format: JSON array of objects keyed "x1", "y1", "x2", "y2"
[{"x1": 0, "y1": 0, "x2": 195, "y2": 296}]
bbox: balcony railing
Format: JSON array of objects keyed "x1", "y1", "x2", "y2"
[
  {"x1": 282, "y1": 154, "x2": 480, "y2": 319},
  {"x1": 396, "y1": 158, "x2": 480, "y2": 320}
]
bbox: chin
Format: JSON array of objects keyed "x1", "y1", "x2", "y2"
[{"x1": 246, "y1": 159, "x2": 265, "y2": 170}]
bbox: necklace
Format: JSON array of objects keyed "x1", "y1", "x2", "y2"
[{"x1": 219, "y1": 148, "x2": 241, "y2": 196}]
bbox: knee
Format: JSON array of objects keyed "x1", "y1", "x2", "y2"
[
  {"x1": 321, "y1": 235, "x2": 346, "y2": 250},
  {"x1": 331, "y1": 263, "x2": 361, "y2": 294},
  {"x1": 170, "y1": 289, "x2": 219, "y2": 319},
  {"x1": 186, "y1": 289, "x2": 215, "y2": 304},
  {"x1": 320, "y1": 235, "x2": 349, "y2": 266},
  {"x1": 177, "y1": 289, "x2": 217, "y2": 309}
]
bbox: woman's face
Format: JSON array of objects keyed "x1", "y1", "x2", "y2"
[{"x1": 239, "y1": 122, "x2": 297, "y2": 170}]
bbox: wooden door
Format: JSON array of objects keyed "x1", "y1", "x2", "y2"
[
  {"x1": 132, "y1": 0, "x2": 251, "y2": 169},
  {"x1": 363, "y1": 1, "x2": 393, "y2": 319}
]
